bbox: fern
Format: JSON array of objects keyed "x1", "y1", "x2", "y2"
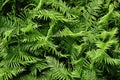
[{"x1": 0, "y1": 0, "x2": 120, "y2": 80}]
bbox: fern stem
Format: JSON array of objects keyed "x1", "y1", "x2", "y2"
[
  {"x1": 46, "y1": 20, "x2": 56, "y2": 40},
  {"x1": 35, "y1": 0, "x2": 43, "y2": 10}
]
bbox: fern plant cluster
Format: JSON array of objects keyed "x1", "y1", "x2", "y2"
[{"x1": 0, "y1": 0, "x2": 120, "y2": 80}]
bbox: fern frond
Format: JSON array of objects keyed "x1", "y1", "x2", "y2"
[
  {"x1": 44, "y1": 0, "x2": 73, "y2": 17},
  {"x1": 81, "y1": 70, "x2": 97, "y2": 80},
  {"x1": 99, "y1": 28, "x2": 118, "y2": 40},
  {"x1": 98, "y1": 4, "x2": 114, "y2": 28},
  {"x1": 33, "y1": 9, "x2": 75, "y2": 22},
  {"x1": 46, "y1": 57, "x2": 71, "y2": 80},
  {"x1": 0, "y1": 47, "x2": 39, "y2": 68},
  {"x1": 96, "y1": 39, "x2": 118, "y2": 50},
  {"x1": 54, "y1": 27, "x2": 84, "y2": 37},
  {"x1": 0, "y1": 67, "x2": 24, "y2": 80},
  {"x1": 0, "y1": 16, "x2": 13, "y2": 35},
  {"x1": 28, "y1": 61, "x2": 48, "y2": 77},
  {"x1": 87, "y1": 49, "x2": 120, "y2": 66}
]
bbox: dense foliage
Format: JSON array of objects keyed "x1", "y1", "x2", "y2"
[{"x1": 0, "y1": 0, "x2": 120, "y2": 80}]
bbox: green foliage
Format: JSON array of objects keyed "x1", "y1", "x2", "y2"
[{"x1": 0, "y1": 0, "x2": 120, "y2": 80}]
